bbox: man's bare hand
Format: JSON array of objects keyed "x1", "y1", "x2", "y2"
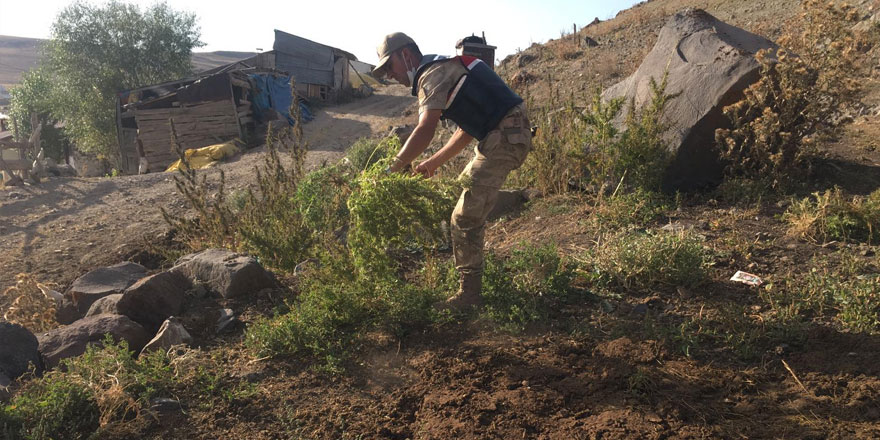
[{"x1": 413, "y1": 160, "x2": 436, "y2": 178}]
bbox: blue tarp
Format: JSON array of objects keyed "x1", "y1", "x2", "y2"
[{"x1": 248, "y1": 74, "x2": 314, "y2": 125}]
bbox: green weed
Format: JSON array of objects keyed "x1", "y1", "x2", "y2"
[
  {"x1": 347, "y1": 158, "x2": 461, "y2": 277},
  {"x1": 784, "y1": 188, "x2": 880, "y2": 244},
  {"x1": 482, "y1": 243, "x2": 578, "y2": 331},
  {"x1": 592, "y1": 189, "x2": 671, "y2": 229},
  {"x1": 590, "y1": 230, "x2": 708, "y2": 290},
  {"x1": 2, "y1": 337, "x2": 180, "y2": 439}
]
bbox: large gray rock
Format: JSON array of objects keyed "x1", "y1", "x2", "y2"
[
  {"x1": 140, "y1": 317, "x2": 193, "y2": 355},
  {"x1": 85, "y1": 294, "x2": 123, "y2": 317},
  {"x1": 67, "y1": 262, "x2": 147, "y2": 317},
  {"x1": 172, "y1": 249, "x2": 277, "y2": 299},
  {"x1": 116, "y1": 271, "x2": 191, "y2": 330},
  {"x1": 37, "y1": 314, "x2": 149, "y2": 369},
  {"x1": 0, "y1": 321, "x2": 42, "y2": 378},
  {"x1": 602, "y1": 9, "x2": 778, "y2": 191},
  {"x1": 0, "y1": 372, "x2": 10, "y2": 402}
]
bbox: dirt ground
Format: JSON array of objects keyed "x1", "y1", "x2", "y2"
[{"x1": 0, "y1": 84, "x2": 416, "y2": 293}]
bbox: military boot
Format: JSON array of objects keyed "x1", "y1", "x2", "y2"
[{"x1": 435, "y1": 272, "x2": 483, "y2": 312}]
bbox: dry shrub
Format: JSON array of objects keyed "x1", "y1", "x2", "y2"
[
  {"x1": 1, "y1": 273, "x2": 60, "y2": 332},
  {"x1": 716, "y1": 0, "x2": 872, "y2": 188},
  {"x1": 548, "y1": 32, "x2": 583, "y2": 60},
  {"x1": 784, "y1": 187, "x2": 880, "y2": 243}
]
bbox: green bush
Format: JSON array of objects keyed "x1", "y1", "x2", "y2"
[
  {"x1": 345, "y1": 136, "x2": 400, "y2": 171},
  {"x1": 245, "y1": 264, "x2": 444, "y2": 370},
  {"x1": 770, "y1": 261, "x2": 880, "y2": 333},
  {"x1": 482, "y1": 243, "x2": 577, "y2": 331},
  {"x1": 591, "y1": 230, "x2": 708, "y2": 290},
  {"x1": 295, "y1": 163, "x2": 352, "y2": 235},
  {"x1": 164, "y1": 122, "x2": 314, "y2": 273},
  {"x1": 347, "y1": 158, "x2": 461, "y2": 277},
  {"x1": 509, "y1": 75, "x2": 674, "y2": 195},
  {"x1": 2, "y1": 373, "x2": 99, "y2": 440},
  {"x1": 784, "y1": 188, "x2": 880, "y2": 244},
  {"x1": 2, "y1": 337, "x2": 178, "y2": 439},
  {"x1": 592, "y1": 189, "x2": 671, "y2": 229}
]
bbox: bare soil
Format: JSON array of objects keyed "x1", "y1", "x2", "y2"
[{"x1": 0, "y1": 85, "x2": 416, "y2": 292}]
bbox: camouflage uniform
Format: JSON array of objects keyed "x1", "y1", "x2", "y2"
[{"x1": 417, "y1": 61, "x2": 532, "y2": 276}]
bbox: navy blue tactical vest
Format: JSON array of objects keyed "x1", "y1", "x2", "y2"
[{"x1": 412, "y1": 55, "x2": 523, "y2": 141}]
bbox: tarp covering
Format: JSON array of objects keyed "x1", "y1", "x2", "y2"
[
  {"x1": 273, "y1": 30, "x2": 336, "y2": 86},
  {"x1": 165, "y1": 141, "x2": 238, "y2": 172},
  {"x1": 248, "y1": 74, "x2": 314, "y2": 124}
]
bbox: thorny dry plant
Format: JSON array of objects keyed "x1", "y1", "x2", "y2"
[{"x1": 1, "y1": 273, "x2": 60, "y2": 332}]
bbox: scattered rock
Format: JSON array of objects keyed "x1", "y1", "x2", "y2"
[
  {"x1": 0, "y1": 322, "x2": 43, "y2": 378},
  {"x1": 117, "y1": 271, "x2": 191, "y2": 330},
  {"x1": 216, "y1": 309, "x2": 237, "y2": 333},
  {"x1": 37, "y1": 314, "x2": 150, "y2": 369},
  {"x1": 85, "y1": 294, "x2": 123, "y2": 317},
  {"x1": 140, "y1": 317, "x2": 193, "y2": 355},
  {"x1": 55, "y1": 297, "x2": 81, "y2": 325},
  {"x1": 150, "y1": 397, "x2": 183, "y2": 413},
  {"x1": 602, "y1": 9, "x2": 778, "y2": 191},
  {"x1": 7, "y1": 191, "x2": 25, "y2": 200},
  {"x1": 516, "y1": 53, "x2": 537, "y2": 68},
  {"x1": 68, "y1": 262, "x2": 148, "y2": 317},
  {"x1": 171, "y1": 249, "x2": 276, "y2": 299}
]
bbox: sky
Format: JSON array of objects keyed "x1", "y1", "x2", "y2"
[{"x1": 0, "y1": 0, "x2": 643, "y2": 65}]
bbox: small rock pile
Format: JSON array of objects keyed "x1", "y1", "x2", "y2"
[{"x1": 0, "y1": 248, "x2": 278, "y2": 391}]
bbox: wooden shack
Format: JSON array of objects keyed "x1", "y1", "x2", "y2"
[{"x1": 116, "y1": 66, "x2": 284, "y2": 174}]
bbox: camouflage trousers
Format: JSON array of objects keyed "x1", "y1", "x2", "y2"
[{"x1": 452, "y1": 104, "x2": 532, "y2": 275}]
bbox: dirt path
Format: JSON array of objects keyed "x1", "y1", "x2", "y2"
[{"x1": 0, "y1": 85, "x2": 416, "y2": 292}]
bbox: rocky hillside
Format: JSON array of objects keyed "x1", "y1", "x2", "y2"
[{"x1": 497, "y1": 0, "x2": 874, "y2": 105}]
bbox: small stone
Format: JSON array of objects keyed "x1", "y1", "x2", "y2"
[
  {"x1": 150, "y1": 397, "x2": 183, "y2": 412},
  {"x1": 632, "y1": 304, "x2": 649, "y2": 315}
]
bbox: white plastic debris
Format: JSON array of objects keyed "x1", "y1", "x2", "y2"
[{"x1": 730, "y1": 271, "x2": 762, "y2": 286}]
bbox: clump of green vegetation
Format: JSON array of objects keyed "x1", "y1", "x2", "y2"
[
  {"x1": 764, "y1": 252, "x2": 880, "y2": 334},
  {"x1": 295, "y1": 163, "x2": 353, "y2": 234},
  {"x1": 1, "y1": 337, "x2": 179, "y2": 439},
  {"x1": 784, "y1": 188, "x2": 880, "y2": 244},
  {"x1": 509, "y1": 74, "x2": 675, "y2": 195},
  {"x1": 347, "y1": 158, "x2": 461, "y2": 276},
  {"x1": 163, "y1": 122, "x2": 314, "y2": 273},
  {"x1": 716, "y1": 0, "x2": 870, "y2": 189},
  {"x1": 482, "y1": 243, "x2": 578, "y2": 331},
  {"x1": 345, "y1": 136, "x2": 400, "y2": 171},
  {"x1": 579, "y1": 75, "x2": 676, "y2": 194},
  {"x1": 592, "y1": 188, "x2": 672, "y2": 229},
  {"x1": 245, "y1": 255, "x2": 445, "y2": 371},
  {"x1": 589, "y1": 230, "x2": 708, "y2": 290}
]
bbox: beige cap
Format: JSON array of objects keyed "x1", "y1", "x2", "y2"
[{"x1": 373, "y1": 32, "x2": 415, "y2": 77}]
